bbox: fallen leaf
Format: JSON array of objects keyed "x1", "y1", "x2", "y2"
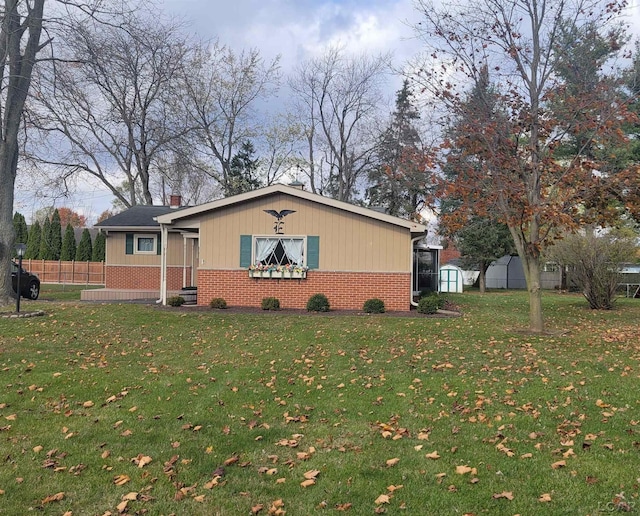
[
  {"x1": 539, "y1": 493, "x2": 552, "y2": 502},
  {"x1": 551, "y1": 460, "x2": 566, "y2": 469},
  {"x1": 83, "y1": 401, "x2": 94, "y2": 408},
  {"x1": 303, "y1": 470, "x2": 320, "y2": 480},
  {"x1": 223, "y1": 455, "x2": 239, "y2": 466},
  {"x1": 492, "y1": 491, "x2": 514, "y2": 500},
  {"x1": 42, "y1": 492, "x2": 65, "y2": 504},
  {"x1": 425, "y1": 451, "x2": 440, "y2": 460},
  {"x1": 386, "y1": 458, "x2": 400, "y2": 467},
  {"x1": 113, "y1": 474, "x2": 130, "y2": 486},
  {"x1": 456, "y1": 465, "x2": 473, "y2": 475},
  {"x1": 300, "y1": 479, "x2": 315, "y2": 487},
  {"x1": 374, "y1": 494, "x2": 390, "y2": 505},
  {"x1": 251, "y1": 504, "x2": 264, "y2": 514}
]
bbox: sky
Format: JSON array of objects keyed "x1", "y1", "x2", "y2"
[
  {"x1": 14, "y1": 0, "x2": 640, "y2": 225},
  {"x1": 14, "y1": 0, "x2": 423, "y2": 225}
]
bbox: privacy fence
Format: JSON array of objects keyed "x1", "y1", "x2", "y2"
[{"x1": 21, "y1": 260, "x2": 105, "y2": 285}]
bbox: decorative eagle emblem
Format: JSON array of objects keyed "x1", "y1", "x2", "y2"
[{"x1": 263, "y1": 209, "x2": 296, "y2": 234}]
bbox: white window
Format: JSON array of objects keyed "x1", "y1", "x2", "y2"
[
  {"x1": 254, "y1": 236, "x2": 305, "y2": 267},
  {"x1": 135, "y1": 234, "x2": 157, "y2": 254}
]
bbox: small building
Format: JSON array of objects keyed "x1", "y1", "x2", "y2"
[
  {"x1": 87, "y1": 184, "x2": 441, "y2": 311},
  {"x1": 439, "y1": 263, "x2": 464, "y2": 293}
]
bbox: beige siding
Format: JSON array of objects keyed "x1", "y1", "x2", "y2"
[
  {"x1": 198, "y1": 193, "x2": 411, "y2": 272},
  {"x1": 106, "y1": 232, "x2": 191, "y2": 267}
]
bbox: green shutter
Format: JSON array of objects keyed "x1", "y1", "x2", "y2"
[
  {"x1": 240, "y1": 235, "x2": 252, "y2": 267},
  {"x1": 307, "y1": 236, "x2": 319, "y2": 269},
  {"x1": 157, "y1": 233, "x2": 161, "y2": 255},
  {"x1": 125, "y1": 233, "x2": 133, "y2": 255}
]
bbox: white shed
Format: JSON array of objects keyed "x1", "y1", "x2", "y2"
[{"x1": 439, "y1": 264, "x2": 464, "y2": 293}]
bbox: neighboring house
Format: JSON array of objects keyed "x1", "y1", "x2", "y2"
[{"x1": 86, "y1": 184, "x2": 440, "y2": 310}]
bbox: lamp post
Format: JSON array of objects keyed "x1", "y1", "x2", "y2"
[{"x1": 15, "y1": 243, "x2": 26, "y2": 313}]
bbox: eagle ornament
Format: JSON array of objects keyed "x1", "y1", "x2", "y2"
[{"x1": 263, "y1": 209, "x2": 296, "y2": 234}]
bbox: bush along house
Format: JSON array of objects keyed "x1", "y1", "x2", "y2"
[{"x1": 87, "y1": 184, "x2": 441, "y2": 310}]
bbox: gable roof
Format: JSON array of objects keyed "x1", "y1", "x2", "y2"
[
  {"x1": 156, "y1": 184, "x2": 427, "y2": 233},
  {"x1": 95, "y1": 205, "x2": 182, "y2": 230}
]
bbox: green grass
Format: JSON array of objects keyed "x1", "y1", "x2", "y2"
[{"x1": 0, "y1": 291, "x2": 639, "y2": 515}]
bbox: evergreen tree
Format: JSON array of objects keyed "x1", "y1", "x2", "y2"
[
  {"x1": 49, "y1": 209, "x2": 62, "y2": 260},
  {"x1": 25, "y1": 221, "x2": 41, "y2": 259},
  {"x1": 12, "y1": 213, "x2": 29, "y2": 255},
  {"x1": 76, "y1": 229, "x2": 93, "y2": 261},
  {"x1": 227, "y1": 141, "x2": 261, "y2": 196},
  {"x1": 61, "y1": 224, "x2": 77, "y2": 261},
  {"x1": 39, "y1": 217, "x2": 52, "y2": 260},
  {"x1": 367, "y1": 80, "x2": 429, "y2": 218},
  {"x1": 92, "y1": 231, "x2": 106, "y2": 261}
]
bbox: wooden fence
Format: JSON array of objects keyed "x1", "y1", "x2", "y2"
[{"x1": 21, "y1": 260, "x2": 105, "y2": 285}]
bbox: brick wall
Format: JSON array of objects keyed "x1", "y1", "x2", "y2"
[
  {"x1": 105, "y1": 266, "x2": 189, "y2": 290},
  {"x1": 198, "y1": 270, "x2": 412, "y2": 311}
]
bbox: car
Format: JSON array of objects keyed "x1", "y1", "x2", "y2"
[{"x1": 11, "y1": 262, "x2": 40, "y2": 300}]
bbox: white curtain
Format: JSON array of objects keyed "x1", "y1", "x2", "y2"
[
  {"x1": 255, "y1": 238, "x2": 277, "y2": 263},
  {"x1": 282, "y1": 238, "x2": 304, "y2": 265}
]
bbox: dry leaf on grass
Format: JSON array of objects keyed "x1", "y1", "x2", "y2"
[
  {"x1": 492, "y1": 491, "x2": 514, "y2": 500},
  {"x1": 375, "y1": 494, "x2": 390, "y2": 505}
]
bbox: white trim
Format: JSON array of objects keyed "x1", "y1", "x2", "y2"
[{"x1": 134, "y1": 234, "x2": 157, "y2": 255}]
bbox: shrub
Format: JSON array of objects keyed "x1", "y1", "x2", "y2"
[
  {"x1": 417, "y1": 294, "x2": 443, "y2": 314},
  {"x1": 363, "y1": 298, "x2": 385, "y2": 313},
  {"x1": 209, "y1": 298, "x2": 228, "y2": 309},
  {"x1": 306, "y1": 293, "x2": 330, "y2": 312},
  {"x1": 167, "y1": 296, "x2": 185, "y2": 307},
  {"x1": 261, "y1": 297, "x2": 281, "y2": 311}
]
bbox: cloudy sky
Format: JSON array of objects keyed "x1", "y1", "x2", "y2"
[{"x1": 14, "y1": 0, "x2": 423, "y2": 224}]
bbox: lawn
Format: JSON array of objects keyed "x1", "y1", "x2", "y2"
[{"x1": 0, "y1": 291, "x2": 638, "y2": 515}]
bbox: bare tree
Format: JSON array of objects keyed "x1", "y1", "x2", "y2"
[
  {"x1": 0, "y1": 0, "x2": 47, "y2": 304},
  {"x1": 30, "y1": 9, "x2": 192, "y2": 208},
  {"x1": 181, "y1": 43, "x2": 280, "y2": 197},
  {"x1": 289, "y1": 46, "x2": 390, "y2": 201}
]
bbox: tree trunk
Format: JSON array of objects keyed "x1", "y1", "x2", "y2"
[
  {"x1": 521, "y1": 251, "x2": 545, "y2": 333},
  {"x1": 0, "y1": 0, "x2": 46, "y2": 306},
  {"x1": 478, "y1": 263, "x2": 487, "y2": 294}
]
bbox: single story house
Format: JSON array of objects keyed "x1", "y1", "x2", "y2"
[{"x1": 87, "y1": 184, "x2": 441, "y2": 310}]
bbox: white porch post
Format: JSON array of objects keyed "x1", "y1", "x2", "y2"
[
  {"x1": 182, "y1": 235, "x2": 188, "y2": 288},
  {"x1": 160, "y1": 224, "x2": 169, "y2": 305}
]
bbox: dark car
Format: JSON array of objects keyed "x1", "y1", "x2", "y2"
[{"x1": 11, "y1": 262, "x2": 40, "y2": 300}]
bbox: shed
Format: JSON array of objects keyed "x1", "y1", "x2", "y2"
[{"x1": 439, "y1": 264, "x2": 464, "y2": 293}]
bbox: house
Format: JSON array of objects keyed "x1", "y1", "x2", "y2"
[{"x1": 85, "y1": 184, "x2": 440, "y2": 310}]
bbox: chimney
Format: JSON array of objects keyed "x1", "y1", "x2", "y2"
[
  {"x1": 169, "y1": 194, "x2": 182, "y2": 208},
  {"x1": 288, "y1": 180, "x2": 305, "y2": 190}
]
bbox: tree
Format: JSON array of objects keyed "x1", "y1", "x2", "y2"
[
  {"x1": 39, "y1": 217, "x2": 52, "y2": 260},
  {"x1": 182, "y1": 43, "x2": 280, "y2": 197},
  {"x1": 57, "y1": 207, "x2": 87, "y2": 228},
  {"x1": 61, "y1": 224, "x2": 77, "y2": 261},
  {"x1": 25, "y1": 221, "x2": 41, "y2": 260},
  {"x1": 454, "y1": 217, "x2": 516, "y2": 294},
  {"x1": 367, "y1": 80, "x2": 432, "y2": 218},
  {"x1": 92, "y1": 231, "x2": 105, "y2": 262},
  {"x1": 290, "y1": 46, "x2": 389, "y2": 201},
  {"x1": 546, "y1": 231, "x2": 637, "y2": 309},
  {"x1": 76, "y1": 229, "x2": 93, "y2": 261},
  {"x1": 32, "y1": 9, "x2": 191, "y2": 208},
  {"x1": 13, "y1": 213, "x2": 28, "y2": 255},
  {"x1": 227, "y1": 141, "x2": 261, "y2": 196},
  {"x1": 412, "y1": 0, "x2": 638, "y2": 332},
  {"x1": 96, "y1": 210, "x2": 116, "y2": 224},
  {"x1": 0, "y1": 0, "x2": 46, "y2": 303},
  {"x1": 49, "y1": 209, "x2": 62, "y2": 260}
]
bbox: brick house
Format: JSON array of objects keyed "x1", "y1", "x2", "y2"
[{"x1": 89, "y1": 184, "x2": 441, "y2": 310}]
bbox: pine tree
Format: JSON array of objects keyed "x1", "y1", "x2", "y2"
[
  {"x1": 25, "y1": 221, "x2": 41, "y2": 259},
  {"x1": 39, "y1": 217, "x2": 52, "y2": 260},
  {"x1": 92, "y1": 231, "x2": 106, "y2": 261},
  {"x1": 49, "y1": 209, "x2": 62, "y2": 260},
  {"x1": 12, "y1": 213, "x2": 29, "y2": 255},
  {"x1": 367, "y1": 80, "x2": 428, "y2": 218},
  {"x1": 61, "y1": 224, "x2": 77, "y2": 261},
  {"x1": 76, "y1": 229, "x2": 93, "y2": 261},
  {"x1": 227, "y1": 141, "x2": 261, "y2": 196}
]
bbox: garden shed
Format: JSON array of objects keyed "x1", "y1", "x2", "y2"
[{"x1": 439, "y1": 263, "x2": 464, "y2": 293}]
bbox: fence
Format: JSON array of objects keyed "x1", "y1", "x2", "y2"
[{"x1": 21, "y1": 260, "x2": 105, "y2": 285}]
